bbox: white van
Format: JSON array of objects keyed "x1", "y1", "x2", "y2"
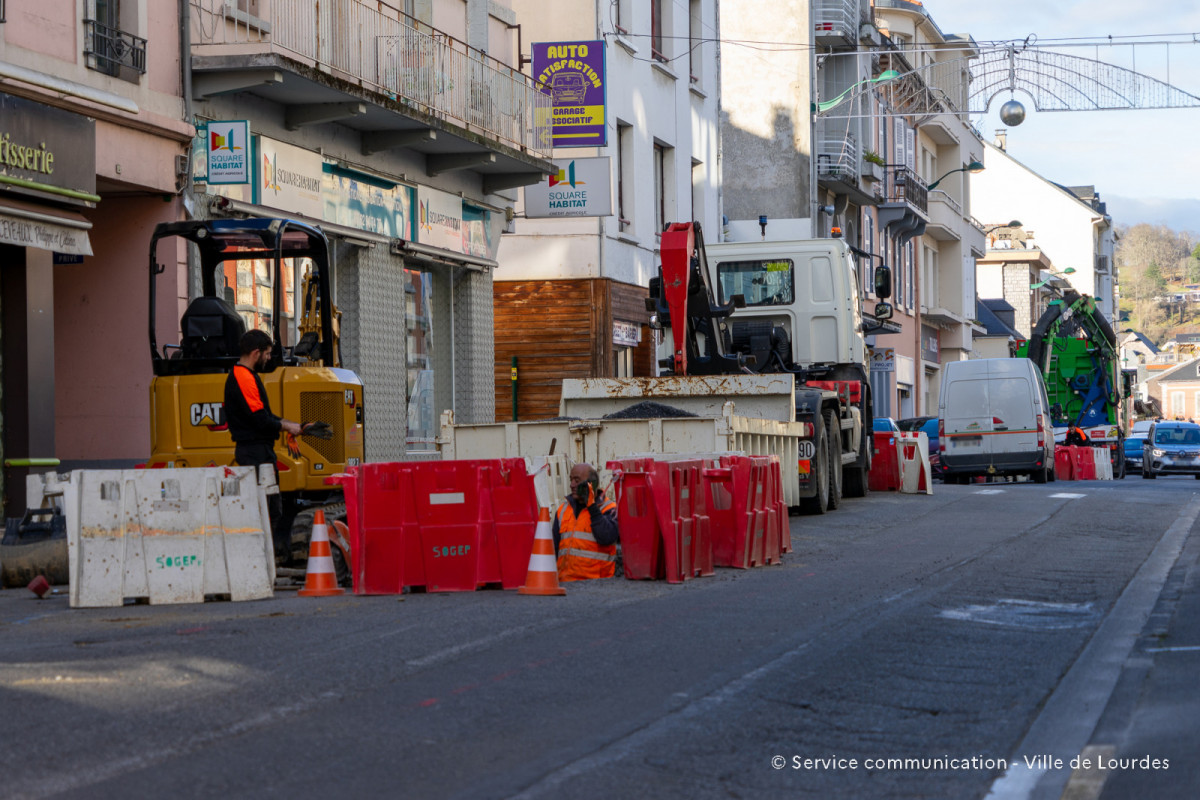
[{"x1": 938, "y1": 358, "x2": 1056, "y2": 483}]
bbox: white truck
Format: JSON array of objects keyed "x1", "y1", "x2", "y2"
[{"x1": 439, "y1": 222, "x2": 894, "y2": 514}]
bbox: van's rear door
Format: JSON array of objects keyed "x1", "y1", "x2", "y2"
[
  {"x1": 943, "y1": 367, "x2": 993, "y2": 459},
  {"x1": 985, "y1": 360, "x2": 1040, "y2": 454}
]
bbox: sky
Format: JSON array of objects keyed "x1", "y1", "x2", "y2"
[{"x1": 927, "y1": 1, "x2": 1200, "y2": 234}]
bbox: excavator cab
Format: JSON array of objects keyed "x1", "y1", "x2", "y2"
[{"x1": 146, "y1": 219, "x2": 365, "y2": 565}]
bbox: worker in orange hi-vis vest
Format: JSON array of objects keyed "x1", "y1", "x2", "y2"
[
  {"x1": 553, "y1": 463, "x2": 620, "y2": 581},
  {"x1": 223, "y1": 329, "x2": 305, "y2": 557}
]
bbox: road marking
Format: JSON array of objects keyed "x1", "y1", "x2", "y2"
[
  {"x1": 940, "y1": 599, "x2": 1098, "y2": 630},
  {"x1": 1144, "y1": 644, "x2": 1200, "y2": 653},
  {"x1": 975, "y1": 489, "x2": 1006, "y2": 494},
  {"x1": 984, "y1": 496, "x2": 1200, "y2": 800},
  {"x1": 1050, "y1": 493, "x2": 1087, "y2": 499},
  {"x1": 1059, "y1": 744, "x2": 1115, "y2": 800}
]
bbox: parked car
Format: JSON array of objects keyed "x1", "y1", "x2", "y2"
[
  {"x1": 898, "y1": 415, "x2": 941, "y2": 477},
  {"x1": 1143, "y1": 421, "x2": 1200, "y2": 479},
  {"x1": 1123, "y1": 434, "x2": 1147, "y2": 474},
  {"x1": 874, "y1": 417, "x2": 898, "y2": 432},
  {"x1": 938, "y1": 358, "x2": 1056, "y2": 484}
]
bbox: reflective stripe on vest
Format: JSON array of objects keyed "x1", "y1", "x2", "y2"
[{"x1": 559, "y1": 547, "x2": 617, "y2": 563}]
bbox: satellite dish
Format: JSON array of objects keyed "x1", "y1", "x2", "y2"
[{"x1": 1000, "y1": 99, "x2": 1027, "y2": 126}]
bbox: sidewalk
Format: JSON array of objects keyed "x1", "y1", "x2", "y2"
[{"x1": 1090, "y1": 520, "x2": 1200, "y2": 799}]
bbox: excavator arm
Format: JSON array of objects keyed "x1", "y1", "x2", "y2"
[{"x1": 649, "y1": 222, "x2": 747, "y2": 376}]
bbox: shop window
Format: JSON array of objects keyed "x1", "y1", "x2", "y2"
[
  {"x1": 615, "y1": 346, "x2": 634, "y2": 378},
  {"x1": 406, "y1": 268, "x2": 436, "y2": 452}
]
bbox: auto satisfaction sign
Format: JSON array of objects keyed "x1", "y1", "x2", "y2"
[
  {"x1": 524, "y1": 157, "x2": 612, "y2": 218},
  {"x1": 532, "y1": 40, "x2": 607, "y2": 148}
]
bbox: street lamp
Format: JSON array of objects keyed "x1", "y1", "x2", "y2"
[
  {"x1": 984, "y1": 220, "x2": 1022, "y2": 235},
  {"x1": 1030, "y1": 267, "x2": 1076, "y2": 290},
  {"x1": 927, "y1": 160, "x2": 985, "y2": 191},
  {"x1": 813, "y1": 70, "x2": 900, "y2": 114}
]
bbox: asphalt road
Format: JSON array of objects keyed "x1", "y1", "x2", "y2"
[{"x1": 2, "y1": 476, "x2": 1196, "y2": 799}]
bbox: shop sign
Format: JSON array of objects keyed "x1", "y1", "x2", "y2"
[
  {"x1": 416, "y1": 185, "x2": 464, "y2": 253},
  {"x1": 532, "y1": 40, "x2": 607, "y2": 147},
  {"x1": 206, "y1": 120, "x2": 250, "y2": 184},
  {"x1": 921, "y1": 324, "x2": 940, "y2": 363},
  {"x1": 613, "y1": 320, "x2": 641, "y2": 347},
  {"x1": 0, "y1": 213, "x2": 92, "y2": 256},
  {"x1": 524, "y1": 157, "x2": 612, "y2": 218},
  {"x1": 870, "y1": 347, "x2": 895, "y2": 373},
  {"x1": 322, "y1": 166, "x2": 414, "y2": 239},
  {"x1": 0, "y1": 93, "x2": 96, "y2": 202},
  {"x1": 462, "y1": 204, "x2": 501, "y2": 260},
  {"x1": 255, "y1": 136, "x2": 323, "y2": 218}
]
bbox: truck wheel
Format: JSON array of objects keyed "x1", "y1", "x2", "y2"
[
  {"x1": 1033, "y1": 466, "x2": 1048, "y2": 484},
  {"x1": 800, "y1": 416, "x2": 831, "y2": 514},
  {"x1": 825, "y1": 410, "x2": 842, "y2": 510}
]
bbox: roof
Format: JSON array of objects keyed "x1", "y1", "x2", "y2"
[
  {"x1": 1120, "y1": 331, "x2": 1159, "y2": 354},
  {"x1": 1149, "y1": 357, "x2": 1200, "y2": 384},
  {"x1": 975, "y1": 298, "x2": 1021, "y2": 338}
]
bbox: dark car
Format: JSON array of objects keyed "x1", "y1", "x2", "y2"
[
  {"x1": 1143, "y1": 421, "x2": 1200, "y2": 479},
  {"x1": 897, "y1": 415, "x2": 941, "y2": 476},
  {"x1": 1123, "y1": 434, "x2": 1146, "y2": 474}
]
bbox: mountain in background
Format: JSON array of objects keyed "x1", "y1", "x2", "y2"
[{"x1": 1106, "y1": 196, "x2": 1200, "y2": 236}]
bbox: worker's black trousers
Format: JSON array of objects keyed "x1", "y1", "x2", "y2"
[{"x1": 234, "y1": 442, "x2": 285, "y2": 556}]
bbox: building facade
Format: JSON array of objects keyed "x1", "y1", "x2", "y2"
[
  {"x1": 186, "y1": 0, "x2": 555, "y2": 455},
  {"x1": 971, "y1": 137, "x2": 1117, "y2": 325},
  {"x1": 495, "y1": 0, "x2": 721, "y2": 419},
  {"x1": 1, "y1": 2, "x2": 193, "y2": 514}
]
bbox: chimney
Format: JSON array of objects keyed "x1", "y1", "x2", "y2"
[{"x1": 994, "y1": 129, "x2": 1007, "y2": 151}]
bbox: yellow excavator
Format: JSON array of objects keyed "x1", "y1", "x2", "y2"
[{"x1": 147, "y1": 218, "x2": 364, "y2": 577}]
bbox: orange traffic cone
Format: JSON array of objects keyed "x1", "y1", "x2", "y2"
[
  {"x1": 519, "y1": 507, "x2": 566, "y2": 596},
  {"x1": 298, "y1": 510, "x2": 345, "y2": 597}
]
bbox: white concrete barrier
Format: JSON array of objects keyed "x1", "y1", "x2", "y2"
[{"x1": 29, "y1": 467, "x2": 275, "y2": 607}]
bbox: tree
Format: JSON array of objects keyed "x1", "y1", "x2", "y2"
[{"x1": 1145, "y1": 260, "x2": 1168, "y2": 296}]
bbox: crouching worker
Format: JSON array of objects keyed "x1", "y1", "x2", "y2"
[{"x1": 553, "y1": 463, "x2": 620, "y2": 581}]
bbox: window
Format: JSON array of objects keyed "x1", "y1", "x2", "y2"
[
  {"x1": 716, "y1": 259, "x2": 795, "y2": 307},
  {"x1": 615, "y1": 346, "x2": 634, "y2": 377},
  {"x1": 923, "y1": 245, "x2": 938, "y2": 309},
  {"x1": 1171, "y1": 392, "x2": 1185, "y2": 418},
  {"x1": 651, "y1": 0, "x2": 666, "y2": 62},
  {"x1": 688, "y1": 0, "x2": 701, "y2": 84},
  {"x1": 862, "y1": 212, "x2": 875, "y2": 297},
  {"x1": 617, "y1": 122, "x2": 632, "y2": 232},
  {"x1": 905, "y1": 241, "x2": 915, "y2": 310},
  {"x1": 654, "y1": 143, "x2": 666, "y2": 236},
  {"x1": 690, "y1": 159, "x2": 703, "y2": 225},
  {"x1": 85, "y1": 0, "x2": 146, "y2": 78},
  {"x1": 614, "y1": 0, "x2": 630, "y2": 35}
]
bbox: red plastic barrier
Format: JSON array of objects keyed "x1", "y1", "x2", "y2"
[
  {"x1": 1054, "y1": 447, "x2": 1075, "y2": 481},
  {"x1": 609, "y1": 457, "x2": 717, "y2": 583},
  {"x1": 327, "y1": 458, "x2": 538, "y2": 594},
  {"x1": 869, "y1": 431, "x2": 901, "y2": 492},
  {"x1": 700, "y1": 455, "x2": 775, "y2": 569},
  {"x1": 1069, "y1": 446, "x2": 1096, "y2": 480}
]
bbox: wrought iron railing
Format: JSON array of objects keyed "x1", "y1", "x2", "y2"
[
  {"x1": 190, "y1": 0, "x2": 551, "y2": 158},
  {"x1": 883, "y1": 165, "x2": 927, "y2": 214},
  {"x1": 84, "y1": 18, "x2": 147, "y2": 76}
]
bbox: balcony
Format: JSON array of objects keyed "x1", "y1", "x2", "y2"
[
  {"x1": 189, "y1": 0, "x2": 553, "y2": 192},
  {"x1": 924, "y1": 189, "x2": 962, "y2": 241},
  {"x1": 84, "y1": 18, "x2": 147, "y2": 78},
  {"x1": 816, "y1": 131, "x2": 858, "y2": 184},
  {"x1": 877, "y1": 165, "x2": 928, "y2": 245},
  {"x1": 814, "y1": 0, "x2": 858, "y2": 49}
]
